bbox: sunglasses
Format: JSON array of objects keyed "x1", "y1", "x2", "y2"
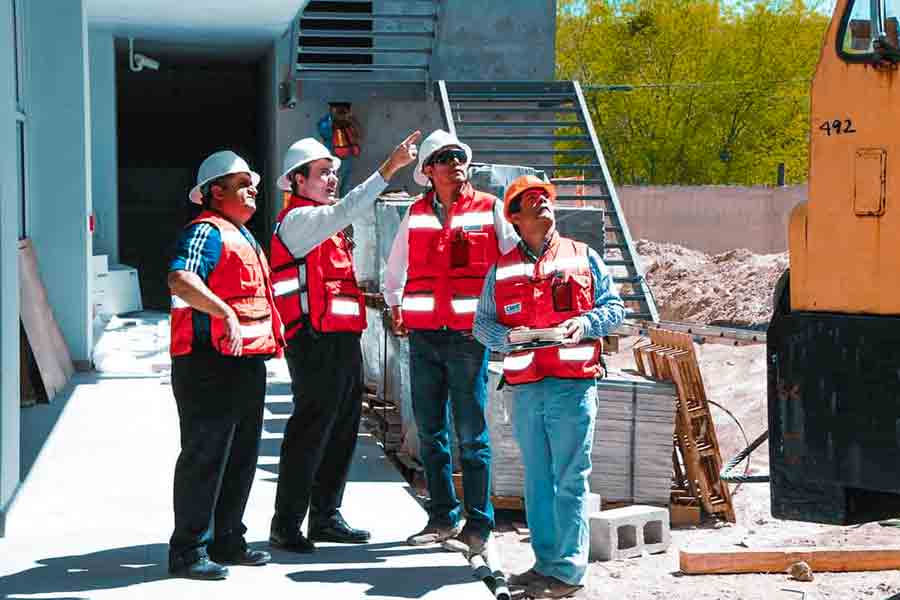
[{"x1": 427, "y1": 148, "x2": 468, "y2": 166}]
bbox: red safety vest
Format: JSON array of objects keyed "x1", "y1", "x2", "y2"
[
  {"x1": 270, "y1": 195, "x2": 367, "y2": 338},
  {"x1": 170, "y1": 211, "x2": 285, "y2": 358},
  {"x1": 494, "y1": 232, "x2": 602, "y2": 385},
  {"x1": 402, "y1": 184, "x2": 500, "y2": 331}
]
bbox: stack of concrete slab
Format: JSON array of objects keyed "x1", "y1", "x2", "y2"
[
  {"x1": 592, "y1": 372, "x2": 677, "y2": 505},
  {"x1": 486, "y1": 364, "x2": 676, "y2": 504}
]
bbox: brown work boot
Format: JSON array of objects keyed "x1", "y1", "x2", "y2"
[
  {"x1": 525, "y1": 574, "x2": 584, "y2": 598},
  {"x1": 406, "y1": 521, "x2": 463, "y2": 546},
  {"x1": 508, "y1": 567, "x2": 543, "y2": 588}
]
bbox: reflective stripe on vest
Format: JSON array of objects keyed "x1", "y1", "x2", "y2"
[
  {"x1": 241, "y1": 319, "x2": 272, "y2": 339},
  {"x1": 450, "y1": 211, "x2": 493, "y2": 230},
  {"x1": 558, "y1": 344, "x2": 596, "y2": 362},
  {"x1": 402, "y1": 295, "x2": 435, "y2": 312},
  {"x1": 450, "y1": 297, "x2": 478, "y2": 314},
  {"x1": 331, "y1": 297, "x2": 361, "y2": 316},
  {"x1": 408, "y1": 214, "x2": 442, "y2": 230},
  {"x1": 503, "y1": 352, "x2": 535, "y2": 371}
]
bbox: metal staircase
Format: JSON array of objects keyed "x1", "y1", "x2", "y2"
[
  {"x1": 436, "y1": 80, "x2": 658, "y2": 322},
  {"x1": 291, "y1": 0, "x2": 440, "y2": 85}
]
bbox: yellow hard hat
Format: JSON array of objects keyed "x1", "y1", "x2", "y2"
[{"x1": 503, "y1": 175, "x2": 557, "y2": 221}]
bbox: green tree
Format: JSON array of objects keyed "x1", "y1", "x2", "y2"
[{"x1": 557, "y1": 0, "x2": 829, "y2": 184}]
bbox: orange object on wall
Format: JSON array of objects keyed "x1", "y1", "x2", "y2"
[{"x1": 789, "y1": 0, "x2": 900, "y2": 315}]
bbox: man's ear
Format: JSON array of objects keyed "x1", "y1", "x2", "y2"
[
  {"x1": 423, "y1": 164, "x2": 433, "y2": 179},
  {"x1": 508, "y1": 212, "x2": 522, "y2": 228},
  {"x1": 210, "y1": 182, "x2": 227, "y2": 202}
]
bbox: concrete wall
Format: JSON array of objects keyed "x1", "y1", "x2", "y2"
[
  {"x1": 618, "y1": 185, "x2": 807, "y2": 255},
  {"x1": 88, "y1": 28, "x2": 118, "y2": 263},
  {"x1": 0, "y1": 0, "x2": 21, "y2": 532},
  {"x1": 272, "y1": 0, "x2": 557, "y2": 283},
  {"x1": 25, "y1": 0, "x2": 93, "y2": 362}
]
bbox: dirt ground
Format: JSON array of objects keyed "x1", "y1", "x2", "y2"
[{"x1": 486, "y1": 241, "x2": 900, "y2": 600}]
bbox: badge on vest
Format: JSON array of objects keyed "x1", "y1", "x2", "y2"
[{"x1": 504, "y1": 302, "x2": 522, "y2": 315}]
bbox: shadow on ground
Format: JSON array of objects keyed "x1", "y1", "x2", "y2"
[{"x1": 0, "y1": 543, "x2": 169, "y2": 598}]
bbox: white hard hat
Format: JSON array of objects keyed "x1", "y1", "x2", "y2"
[
  {"x1": 277, "y1": 138, "x2": 342, "y2": 191},
  {"x1": 189, "y1": 151, "x2": 260, "y2": 205},
  {"x1": 413, "y1": 129, "x2": 472, "y2": 188}
]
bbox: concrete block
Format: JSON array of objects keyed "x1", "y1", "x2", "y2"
[
  {"x1": 589, "y1": 505, "x2": 670, "y2": 561},
  {"x1": 586, "y1": 492, "x2": 602, "y2": 516}
]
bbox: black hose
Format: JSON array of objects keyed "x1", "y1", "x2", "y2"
[
  {"x1": 706, "y1": 399, "x2": 752, "y2": 494},
  {"x1": 720, "y1": 430, "x2": 770, "y2": 483}
]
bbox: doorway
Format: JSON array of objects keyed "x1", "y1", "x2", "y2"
[{"x1": 117, "y1": 53, "x2": 267, "y2": 310}]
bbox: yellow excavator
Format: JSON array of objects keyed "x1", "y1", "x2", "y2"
[{"x1": 768, "y1": 0, "x2": 900, "y2": 523}]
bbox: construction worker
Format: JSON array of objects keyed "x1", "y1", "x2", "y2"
[
  {"x1": 473, "y1": 175, "x2": 625, "y2": 598},
  {"x1": 383, "y1": 130, "x2": 519, "y2": 553},
  {"x1": 167, "y1": 151, "x2": 285, "y2": 580},
  {"x1": 268, "y1": 131, "x2": 420, "y2": 552}
]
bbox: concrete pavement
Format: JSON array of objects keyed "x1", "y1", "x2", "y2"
[{"x1": 0, "y1": 314, "x2": 492, "y2": 599}]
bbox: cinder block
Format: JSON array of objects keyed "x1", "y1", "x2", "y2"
[{"x1": 589, "y1": 505, "x2": 670, "y2": 561}]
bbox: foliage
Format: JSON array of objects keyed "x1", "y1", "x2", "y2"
[{"x1": 556, "y1": 0, "x2": 830, "y2": 184}]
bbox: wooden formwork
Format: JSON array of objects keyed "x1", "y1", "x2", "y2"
[{"x1": 634, "y1": 329, "x2": 736, "y2": 523}]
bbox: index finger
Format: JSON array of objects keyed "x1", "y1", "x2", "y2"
[{"x1": 402, "y1": 130, "x2": 421, "y2": 145}]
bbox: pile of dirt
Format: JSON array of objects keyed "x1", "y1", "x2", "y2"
[{"x1": 635, "y1": 240, "x2": 788, "y2": 328}]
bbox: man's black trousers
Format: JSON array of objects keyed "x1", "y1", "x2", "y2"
[
  {"x1": 273, "y1": 328, "x2": 363, "y2": 528},
  {"x1": 169, "y1": 351, "x2": 266, "y2": 568}
]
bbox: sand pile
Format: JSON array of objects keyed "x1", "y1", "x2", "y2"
[{"x1": 635, "y1": 240, "x2": 788, "y2": 328}]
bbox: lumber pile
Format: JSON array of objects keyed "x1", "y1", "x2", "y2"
[{"x1": 486, "y1": 364, "x2": 677, "y2": 504}]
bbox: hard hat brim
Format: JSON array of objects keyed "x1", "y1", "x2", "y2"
[{"x1": 189, "y1": 170, "x2": 260, "y2": 205}]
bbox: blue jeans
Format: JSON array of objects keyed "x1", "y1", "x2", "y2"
[
  {"x1": 409, "y1": 330, "x2": 494, "y2": 536},
  {"x1": 512, "y1": 378, "x2": 596, "y2": 585}
]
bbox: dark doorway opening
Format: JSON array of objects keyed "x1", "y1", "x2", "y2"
[{"x1": 117, "y1": 54, "x2": 267, "y2": 310}]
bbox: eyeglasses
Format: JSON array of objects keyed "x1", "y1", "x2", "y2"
[{"x1": 427, "y1": 148, "x2": 468, "y2": 166}]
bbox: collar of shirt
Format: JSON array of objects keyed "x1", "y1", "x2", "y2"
[
  {"x1": 427, "y1": 182, "x2": 475, "y2": 225},
  {"x1": 518, "y1": 230, "x2": 558, "y2": 264}
]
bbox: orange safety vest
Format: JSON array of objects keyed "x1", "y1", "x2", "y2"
[
  {"x1": 332, "y1": 123, "x2": 360, "y2": 158},
  {"x1": 402, "y1": 185, "x2": 500, "y2": 331},
  {"x1": 494, "y1": 233, "x2": 602, "y2": 385},
  {"x1": 270, "y1": 195, "x2": 367, "y2": 338},
  {"x1": 170, "y1": 211, "x2": 285, "y2": 358}
]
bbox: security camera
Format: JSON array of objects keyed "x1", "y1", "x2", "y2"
[
  {"x1": 134, "y1": 53, "x2": 159, "y2": 71},
  {"x1": 128, "y1": 38, "x2": 160, "y2": 72},
  {"x1": 279, "y1": 81, "x2": 297, "y2": 109}
]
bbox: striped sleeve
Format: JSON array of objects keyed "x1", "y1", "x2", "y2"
[
  {"x1": 168, "y1": 223, "x2": 222, "y2": 280},
  {"x1": 579, "y1": 247, "x2": 626, "y2": 339},
  {"x1": 473, "y1": 265, "x2": 516, "y2": 354}
]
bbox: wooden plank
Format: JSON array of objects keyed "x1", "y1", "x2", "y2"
[
  {"x1": 18, "y1": 239, "x2": 74, "y2": 402},
  {"x1": 680, "y1": 547, "x2": 900, "y2": 575},
  {"x1": 670, "y1": 503, "x2": 701, "y2": 527}
]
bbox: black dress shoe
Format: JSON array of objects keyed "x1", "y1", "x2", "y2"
[
  {"x1": 168, "y1": 557, "x2": 229, "y2": 580},
  {"x1": 209, "y1": 547, "x2": 271, "y2": 566},
  {"x1": 309, "y1": 512, "x2": 371, "y2": 544},
  {"x1": 269, "y1": 526, "x2": 316, "y2": 553}
]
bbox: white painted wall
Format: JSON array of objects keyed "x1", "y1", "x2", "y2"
[
  {"x1": 25, "y1": 0, "x2": 93, "y2": 363},
  {"x1": 0, "y1": 0, "x2": 21, "y2": 530},
  {"x1": 89, "y1": 28, "x2": 118, "y2": 263}
]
